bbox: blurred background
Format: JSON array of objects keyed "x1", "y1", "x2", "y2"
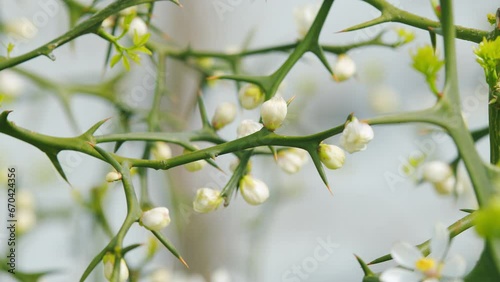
[{"x1": 0, "y1": 0, "x2": 497, "y2": 281}]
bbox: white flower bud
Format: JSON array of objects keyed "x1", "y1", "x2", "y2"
[
  {"x1": 277, "y1": 148, "x2": 308, "y2": 174},
  {"x1": 193, "y1": 188, "x2": 223, "y2": 213},
  {"x1": 127, "y1": 17, "x2": 148, "y2": 37},
  {"x1": 340, "y1": 118, "x2": 374, "y2": 153},
  {"x1": 434, "y1": 176, "x2": 455, "y2": 195},
  {"x1": 103, "y1": 253, "x2": 129, "y2": 282},
  {"x1": 261, "y1": 95, "x2": 287, "y2": 131},
  {"x1": 238, "y1": 84, "x2": 264, "y2": 110},
  {"x1": 152, "y1": 142, "x2": 172, "y2": 160},
  {"x1": 4, "y1": 18, "x2": 38, "y2": 39},
  {"x1": 183, "y1": 145, "x2": 207, "y2": 172},
  {"x1": 368, "y1": 85, "x2": 400, "y2": 113},
  {"x1": 239, "y1": 175, "x2": 269, "y2": 205},
  {"x1": 422, "y1": 161, "x2": 453, "y2": 184},
  {"x1": 211, "y1": 268, "x2": 231, "y2": 282},
  {"x1": 333, "y1": 54, "x2": 356, "y2": 82},
  {"x1": 102, "y1": 16, "x2": 116, "y2": 29},
  {"x1": 140, "y1": 207, "x2": 171, "y2": 231},
  {"x1": 120, "y1": 6, "x2": 138, "y2": 16},
  {"x1": 212, "y1": 102, "x2": 237, "y2": 130},
  {"x1": 293, "y1": 4, "x2": 320, "y2": 38},
  {"x1": 17, "y1": 190, "x2": 35, "y2": 210},
  {"x1": 0, "y1": 70, "x2": 24, "y2": 97},
  {"x1": 106, "y1": 171, "x2": 122, "y2": 182},
  {"x1": 17, "y1": 209, "x2": 36, "y2": 234},
  {"x1": 149, "y1": 268, "x2": 172, "y2": 282},
  {"x1": 318, "y1": 144, "x2": 345, "y2": 170},
  {"x1": 237, "y1": 119, "x2": 263, "y2": 138}
]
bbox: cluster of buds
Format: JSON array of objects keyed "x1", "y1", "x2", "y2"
[
  {"x1": 101, "y1": 5, "x2": 148, "y2": 37},
  {"x1": 422, "y1": 161, "x2": 461, "y2": 195}
]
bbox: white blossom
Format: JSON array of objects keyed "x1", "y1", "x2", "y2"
[
  {"x1": 212, "y1": 102, "x2": 237, "y2": 130},
  {"x1": 239, "y1": 175, "x2": 269, "y2": 205},
  {"x1": 380, "y1": 223, "x2": 467, "y2": 282},
  {"x1": 318, "y1": 144, "x2": 345, "y2": 170},
  {"x1": 106, "y1": 171, "x2": 122, "y2": 182},
  {"x1": 103, "y1": 254, "x2": 129, "y2": 282},
  {"x1": 0, "y1": 70, "x2": 24, "y2": 97},
  {"x1": 140, "y1": 207, "x2": 171, "y2": 231},
  {"x1": 236, "y1": 120, "x2": 263, "y2": 138},
  {"x1": 293, "y1": 4, "x2": 320, "y2": 38},
  {"x1": 238, "y1": 84, "x2": 264, "y2": 110},
  {"x1": 340, "y1": 117, "x2": 374, "y2": 153},
  {"x1": 127, "y1": 17, "x2": 148, "y2": 37},
  {"x1": 261, "y1": 95, "x2": 288, "y2": 131},
  {"x1": 277, "y1": 148, "x2": 309, "y2": 174},
  {"x1": 193, "y1": 188, "x2": 223, "y2": 213},
  {"x1": 152, "y1": 142, "x2": 172, "y2": 160},
  {"x1": 333, "y1": 54, "x2": 356, "y2": 82}
]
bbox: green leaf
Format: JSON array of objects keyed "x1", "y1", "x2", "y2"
[
  {"x1": 122, "y1": 55, "x2": 130, "y2": 71},
  {"x1": 133, "y1": 46, "x2": 152, "y2": 55},
  {"x1": 465, "y1": 241, "x2": 500, "y2": 282},
  {"x1": 411, "y1": 45, "x2": 444, "y2": 81},
  {"x1": 127, "y1": 51, "x2": 141, "y2": 64},
  {"x1": 134, "y1": 32, "x2": 151, "y2": 47},
  {"x1": 110, "y1": 53, "x2": 122, "y2": 68}
]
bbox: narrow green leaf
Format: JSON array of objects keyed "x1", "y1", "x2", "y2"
[
  {"x1": 110, "y1": 54, "x2": 122, "y2": 68},
  {"x1": 122, "y1": 55, "x2": 130, "y2": 71}
]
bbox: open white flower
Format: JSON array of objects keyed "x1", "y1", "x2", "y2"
[
  {"x1": 261, "y1": 95, "x2": 288, "y2": 131},
  {"x1": 140, "y1": 207, "x2": 171, "y2": 231},
  {"x1": 340, "y1": 117, "x2": 374, "y2": 153},
  {"x1": 293, "y1": 3, "x2": 320, "y2": 38},
  {"x1": 193, "y1": 188, "x2": 223, "y2": 213},
  {"x1": 237, "y1": 120, "x2": 263, "y2": 138},
  {"x1": 239, "y1": 175, "x2": 269, "y2": 205},
  {"x1": 333, "y1": 54, "x2": 356, "y2": 82},
  {"x1": 212, "y1": 102, "x2": 237, "y2": 130},
  {"x1": 103, "y1": 253, "x2": 129, "y2": 282},
  {"x1": 277, "y1": 148, "x2": 308, "y2": 174},
  {"x1": 4, "y1": 18, "x2": 37, "y2": 40},
  {"x1": 380, "y1": 223, "x2": 467, "y2": 282}
]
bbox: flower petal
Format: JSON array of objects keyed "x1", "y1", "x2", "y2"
[
  {"x1": 430, "y1": 222, "x2": 450, "y2": 261},
  {"x1": 380, "y1": 268, "x2": 422, "y2": 282},
  {"x1": 391, "y1": 242, "x2": 423, "y2": 269},
  {"x1": 441, "y1": 254, "x2": 467, "y2": 278}
]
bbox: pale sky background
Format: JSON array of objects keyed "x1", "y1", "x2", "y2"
[{"x1": 0, "y1": 1, "x2": 497, "y2": 281}]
